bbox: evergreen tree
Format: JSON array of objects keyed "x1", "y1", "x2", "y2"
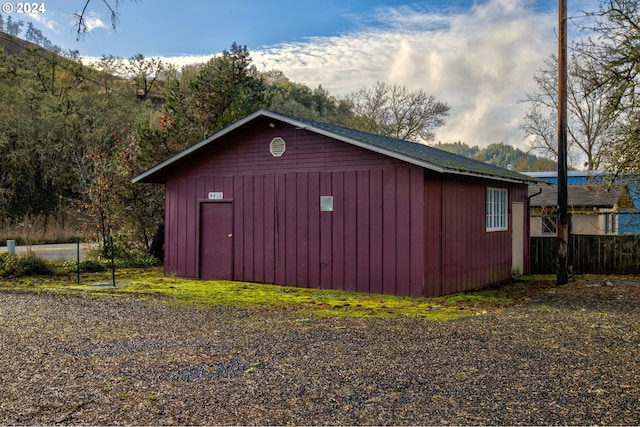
[
  {"x1": 158, "y1": 43, "x2": 271, "y2": 154},
  {"x1": 5, "y1": 16, "x2": 23, "y2": 36}
]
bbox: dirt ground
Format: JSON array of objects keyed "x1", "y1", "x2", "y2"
[{"x1": 0, "y1": 276, "x2": 639, "y2": 425}]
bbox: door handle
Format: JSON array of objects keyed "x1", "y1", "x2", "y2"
[{"x1": 228, "y1": 233, "x2": 233, "y2": 238}]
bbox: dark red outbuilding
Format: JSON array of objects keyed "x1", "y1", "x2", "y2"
[{"x1": 134, "y1": 110, "x2": 532, "y2": 297}]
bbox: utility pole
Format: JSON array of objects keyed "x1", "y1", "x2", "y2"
[{"x1": 557, "y1": 0, "x2": 569, "y2": 285}]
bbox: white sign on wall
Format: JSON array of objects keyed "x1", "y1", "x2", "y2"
[
  {"x1": 320, "y1": 196, "x2": 334, "y2": 212},
  {"x1": 208, "y1": 192, "x2": 224, "y2": 200}
]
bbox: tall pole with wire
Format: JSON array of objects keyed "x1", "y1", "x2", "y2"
[{"x1": 557, "y1": 0, "x2": 569, "y2": 285}]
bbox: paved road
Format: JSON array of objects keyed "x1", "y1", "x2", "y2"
[{"x1": 0, "y1": 243, "x2": 93, "y2": 262}]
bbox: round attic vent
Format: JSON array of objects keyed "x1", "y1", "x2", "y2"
[{"x1": 270, "y1": 137, "x2": 286, "y2": 157}]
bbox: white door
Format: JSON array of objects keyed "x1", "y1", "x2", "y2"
[{"x1": 512, "y1": 202, "x2": 524, "y2": 275}]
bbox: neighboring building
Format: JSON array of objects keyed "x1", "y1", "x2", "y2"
[
  {"x1": 524, "y1": 171, "x2": 640, "y2": 235},
  {"x1": 529, "y1": 183, "x2": 635, "y2": 236},
  {"x1": 134, "y1": 110, "x2": 534, "y2": 297}
]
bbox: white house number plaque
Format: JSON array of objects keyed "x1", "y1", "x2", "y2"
[{"x1": 208, "y1": 192, "x2": 224, "y2": 200}]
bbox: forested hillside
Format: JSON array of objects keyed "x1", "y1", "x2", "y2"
[
  {"x1": 0, "y1": 30, "x2": 159, "y2": 248},
  {"x1": 432, "y1": 141, "x2": 557, "y2": 172}
]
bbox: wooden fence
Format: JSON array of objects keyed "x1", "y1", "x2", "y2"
[{"x1": 530, "y1": 235, "x2": 640, "y2": 275}]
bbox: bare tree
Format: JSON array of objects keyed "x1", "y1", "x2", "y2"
[
  {"x1": 581, "y1": 0, "x2": 640, "y2": 176},
  {"x1": 125, "y1": 53, "x2": 172, "y2": 99},
  {"x1": 89, "y1": 53, "x2": 173, "y2": 100},
  {"x1": 342, "y1": 81, "x2": 450, "y2": 143},
  {"x1": 521, "y1": 50, "x2": 621, "y2": 170}
]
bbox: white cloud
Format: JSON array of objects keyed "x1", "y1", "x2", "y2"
[
  {"x1": 91, "y1": 0, "x2": 595, "y2": 150},
  {"x1": 51, "y1": 11, "x2": 107, "y2": 34},
  {"x1": 247, "y1": 0, "x2": 564, "y2": 148},
  {"x1": 82, "y1": 12, "x2": 108, "y2": 32},
  {"x1": 24, "y1": 12, "x2": 57, "y2": 31}
]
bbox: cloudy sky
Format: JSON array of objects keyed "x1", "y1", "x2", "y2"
[{"x1": 10, "y1": 0, "x2": 599, "y2": 149}]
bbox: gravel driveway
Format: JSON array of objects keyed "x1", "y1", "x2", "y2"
[{"x1": 0, "y1": 282, "x2": 639, "y2": 425}]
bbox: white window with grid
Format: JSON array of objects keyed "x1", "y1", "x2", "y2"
[
  {"x1": 542, "y1": 210, "x2": 557, "y2": 235},
  {"x1": 486, "y1": 188, "x2": 508, "y2": 231}
]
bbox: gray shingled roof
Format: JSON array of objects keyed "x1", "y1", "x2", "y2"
[
  {"x1": 134, "y1": 109, "x2": 536, "y2": 184},
  {"x1": 529, "y1": 183, "x2": 629, "y2": 208},
  {"x1": 288, "y1": 113, "x2": 535, "y2": 183}
]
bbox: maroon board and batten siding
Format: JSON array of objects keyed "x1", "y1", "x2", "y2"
[
  {"x1": 164, "y1": 122, "x2": 427, "y2": 297},
  {"x1": 424, "y1": 175, "x2": 529, "y2": 297},
  {"x1": 162, "y1": 120, "x2": 529, "y2": 297}
]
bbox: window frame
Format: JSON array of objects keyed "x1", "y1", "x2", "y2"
[
  {"x1": 542, "y1": 210, "x2": 557, "y2": 235},
  {"x1": 486, "y1": 187, "x2": 508, "y2": 232},
  {"x1": 604, "y1": 212, "x2": 617, "y2": 234}
]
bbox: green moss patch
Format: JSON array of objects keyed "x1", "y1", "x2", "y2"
[{"x1": 0, "y1": 268, "x2": 552, "y2": 321}]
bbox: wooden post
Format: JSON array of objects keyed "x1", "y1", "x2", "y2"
[{"x1": 557, "y1": 0, "x2": 569, "y2": 285}]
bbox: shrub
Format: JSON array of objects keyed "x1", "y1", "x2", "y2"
[
  {"x1": 86, "y1": 241, "x2": 161, "y2": 269},
  {"x1": 0, "y1": 240, "x2": 160, "y2": 278},
  {"x1": 114, "y1": 249, "x2": 161, "y2": 269},
  {"x1": 21, "y1": 251, "x2": 54, "y2": 275},
  {"x1": 0, "y1": 251, "x2": 53, "y2": 277},
  {"x1": 0, "y1": 252, "x2": 25, "y2": 277},
  {"x1": 79, "y1": 259, "x2": 108, "y2": 272},
  {"x1": 57, "y1": 259, "x2": 106, "y2": 274}
]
